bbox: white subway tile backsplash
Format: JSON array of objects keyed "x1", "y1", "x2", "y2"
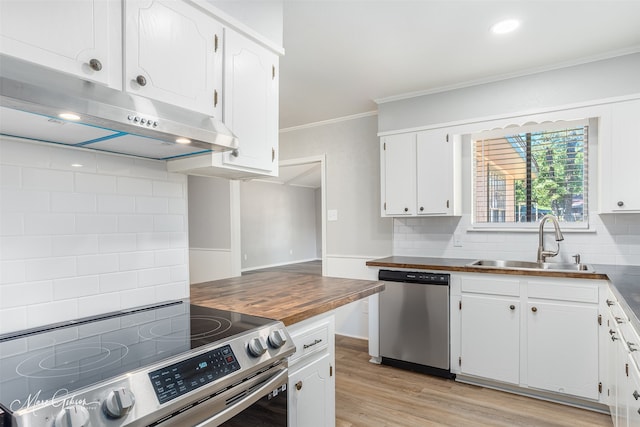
[
  {"x1": 51, "y1": 192, "x2": 97, "y2": 213},
  {"x1": 77, "y1": 293, "x2": 121, "y2": 318},
  {"x1": 1, "y1": 236, "x2": 52, "y2": 260},
  {"x1": 23, "y1": 168, "x2": 74, "y2": 191},
  {"x1": 99, "y1": 271, "x2": 138, "y2": 293},
  {"x1": 1, "y1": 164, "x2": 21, "y2": 187},
  {"x1": 156, "y1": 282, "x2": 189, "y2": 302},
  {"x1": 136, "y1": 196, "x2": 168, "y2": 214},
  {"x1": 25, "y1": 213, "x2": 75, "y2": 235},
  {"x1": 153, "y1": 181, "x2": 183, "y2": 198},
  {"x1": 54, "y1": 276, "x2": 100, "y2": 300},
  {"x1": 155, "y1": 249, "x2": 185, "y2": 267},
  {"x1": 138, "y1": 268, "x2": 171, "y2": 288},
  {"x1": 119, "y1": 251, "x2": 155, "y2": 271},
  {"x1": 27, "y1": 300, "x2": 79, "y2": 328},
  {"x1": 154, "y1": 215, "x2": 184, "y2": 232},
  {"x1": 0, "y1": 260, "x2": 25, "y2": 285},
  {"x1": 117, "y1": 177, "x2": 153, "y2": 195},
  {"x1": 75, "y1": 173, "x2": 117, "y2": 194},
  {"x1": 25, "y1": 257, "x2": 76, "y2": 281},
  {"x1": 52, "y1": 235, "x2": 99, "y2": 256},
  {"x1": 98, "y1": 195, "x2": 136, "y2": 213},
  {"x1": 76, "y1": 254, "x2": 119, "y2": 276},
  {"x1": 1, "y1": 213, "x2": 24, "y2": 236},
  {"x1": 76, "y1": 215, "x2": 118, "y2": 234},
  {"x1": 1, "y1": 139, "x2": 188, "y2": 335},
  {"x1": 98, "y1": 234, "x2": 137, "y2": 253},
  {"x1": 0, "y1": 280, "x2": 52, "y2": 309},
  {"x1": 118, "y1": 215, "x2": 154, "y2": 233},
  {"x1": 1, "y1": 188, "x2": 50, "y2": 213}
]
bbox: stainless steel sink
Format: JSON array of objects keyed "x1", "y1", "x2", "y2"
[{"x1": 468, "y1": 259, "x2": 594, "y2": 273}]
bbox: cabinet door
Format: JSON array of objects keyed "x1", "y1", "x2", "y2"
[
  {"x1": 288, "y1": 353, "x2": 334, "y2": 427},
  {"x1": 125, "y1": 0, "x2": 221, "y2": 116},
  {"x1": 628, "y1": 358, "x2": 640, "y2": 427},
  {"x1": 603, "y1": 99, "x2": 640, "y2": 212},
  {"x1": 0, "y1": 0, "x2": 118, "y2": 86},
  {"x1": 221, "y1": 30, "x2": 278, "y2": 174},
  {"x1": 527, "y1": 300, "x2": 599, "y2": 399},
  {"x1": 381, "y1": 133, "x2": 416, "y2": 216},
  {"x1": 460, "y1": 294, "x2": 520, "y2": 384},
  {"x1": 416, "y1": 130, "x2": 454, "y2": 215}
]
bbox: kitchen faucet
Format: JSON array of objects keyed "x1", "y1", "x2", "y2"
[{"x1": 537, "y1": 214, "x2": 564, "y2": 263}]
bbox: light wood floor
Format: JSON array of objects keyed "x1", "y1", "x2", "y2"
[{"x1": 335, "y1": 335, "x2": 612, "y2": 427}]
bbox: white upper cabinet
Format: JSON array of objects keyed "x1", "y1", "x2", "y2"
[
  {"x1": 416, "y1": 130, "x2": 460, "y2": 216},
  {"x1": 600, "y1": 99, "x2": 640, "y2": 213},
  {"x1": 125, "y1": 0, "x2": 222, "y2": 116},
  {"x1": 381, "y1": 133, "x2": 416, "y2": 216},
  {"x1": 380, "y1": 130, "x2": 460, "y2": 217},
  {"x1": 0, "y1": 0, "x2": 121, "y2": 87},
  {"x1": 220, "y1": 29, "x2": 279, "y2": 174}
]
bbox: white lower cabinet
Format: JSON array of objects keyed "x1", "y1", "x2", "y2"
[
  {"x1": 287, "y1": 312, "x2": 335, "y2": 427},
  {"x1": 460, "y1": 294, "x2": 519, "y2": 384},
  {"x1": 453, "y1": 274, "x2": 606, "y2": 403}
]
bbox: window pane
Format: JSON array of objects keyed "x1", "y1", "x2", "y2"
[{"x1": 473, "y1": 121, "x2": 588, "y2": 226}]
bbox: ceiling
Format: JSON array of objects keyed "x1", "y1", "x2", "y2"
[{"x1": 278, "y1": 1, "x2": 640, "y2": 130}]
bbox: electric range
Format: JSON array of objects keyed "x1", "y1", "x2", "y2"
[{"x1": 0, "y1": 300, "x2": 295, "y2": 427}]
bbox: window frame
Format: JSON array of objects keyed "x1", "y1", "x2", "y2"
[{"x1": 470, "y1": 119, "x2": 593, "y2": 231}]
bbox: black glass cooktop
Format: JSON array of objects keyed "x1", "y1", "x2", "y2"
[{"x1": 0, "y1": 300, "x2": 273, "y2": 414}]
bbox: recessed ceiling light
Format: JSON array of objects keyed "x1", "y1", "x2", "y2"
[
  {"x1": 490, "y1": 19, "x2": 520, "y2": 35},
  {"x1": 58, "y1": 112, "x2": 81, "y2": 121},
  {"x1": 176, "y1": 137, "x2": 191, "y2": 144}
]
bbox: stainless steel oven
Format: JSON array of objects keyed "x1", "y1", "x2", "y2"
[{"x1": 0, "y1": 300, "x2": 294, "y2": 427}]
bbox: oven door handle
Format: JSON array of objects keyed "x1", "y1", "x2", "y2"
[{"x1": 194, "y1": 366, "x2": 288, "y2": 427}]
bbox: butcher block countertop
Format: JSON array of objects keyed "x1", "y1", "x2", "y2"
[{"x1": 190, "y1": 271, "x2": 385, "y2": 326}]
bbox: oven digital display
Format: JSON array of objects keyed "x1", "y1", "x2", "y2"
[{"x1": 149, "y1": 345, "x2": 241, "y2": 404}]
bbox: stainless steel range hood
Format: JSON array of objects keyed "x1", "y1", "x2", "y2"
[{"x1": 0, "y1": 55, "x2": 239, "y2": 160}]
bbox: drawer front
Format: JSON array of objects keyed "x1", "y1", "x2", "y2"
[
  {"x1": 461, "y1": 276, "x2": 519, "y2": 296},
  {"x1": 288, "y1": 319, "x2": 330, "y2": 364},
  {"x1": 527, "y1": 280, "x2": 598, "y2": 303}
]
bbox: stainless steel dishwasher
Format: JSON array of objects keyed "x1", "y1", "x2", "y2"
[{"x1": 379, "y1": 269, "x2": 454, "y2": 378}]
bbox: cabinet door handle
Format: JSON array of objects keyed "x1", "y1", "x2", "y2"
[
  {"x1": 404, "y1": 207, "x2": 409, "y2": 212},
  {"x1": 295, "y1": 381, "x2": 302, "y2": 391},
  {"x1": 88, "y1": 58, "x2": 102, "y2": 71},
  {"x1": 531, "y1": 307, "x2": 538, "y2": 313},
  {"x1": 618, "y1": 201, "x2": 624, "y2": 207},
  {"x1": 633, "y1": 390, "x2": 640, "y2": 400},
  {"x1": 214, "y1": 90, "x2": 218, "y2": 107},
  {"x1": 615, "y1": 316, "x2": 624, "y2": 324},
  {"x1": 509, "y1": 305, "x2": 515, "y2": 310},
  {"x1": 629, "y1": 342, "x2": 638, "y2": 352},
  {"x1": 606, "y1": 299, "x2": 615, "y2": 306},
  {"x1": 136, "y1": 75, "x2": 147, "y2": 86},
  {"x1": 609, "y1": 329, "x2": 616, "y2": 335}
]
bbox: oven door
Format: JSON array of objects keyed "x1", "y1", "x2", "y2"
[{"x1": 155, "y1": 364, "x2": 288, "y2": 427}]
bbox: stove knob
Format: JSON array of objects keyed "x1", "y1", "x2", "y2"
[
  {"x1": 268, "y1": 329, "x2": 287, "y2": 349},
  {"x1": 248, "y1": 337, "x2": 267, "y2": 357},
  {"x1": 54, "y1": 405, "x2": 90, "y2": 427},
  {"x1": 103, "y1": 387, "x2": 136, "y2": 419}
]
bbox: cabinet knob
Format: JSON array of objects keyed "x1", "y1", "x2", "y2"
[
  {"x1": 606, "y1": 299, "x2": 615, "y2": 307},
  {"x1": 136, "y1": 75, "x2": 147, "y2": 86},
  {"x1": 610, "y1": 329, "x2": 616, "y2": 335},
  {"x1": 295, "y1": 381, "x2": 303, "y2": 391},
  {"x1": 89, "y1": 58, "x2": 102, "y2": 71},
  {"x1": 618, "y1": 201, "x2": 624, "y2": 207},
  {"x1": 509, "y1": 305, "x2": 515, "y2": 310},
  {"x1": 419, "y1": 206, "x2": 424, "y2": 212},
  {"x1": 531, "y1": 306, "x2": 538, "y2": 313},
  {"x1": 404, "y1": 207, "x2": 409, "y2": 212}
]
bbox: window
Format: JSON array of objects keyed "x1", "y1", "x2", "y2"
[{"x1": 473, "y1": 119, "x2": 590, "y2": 228}]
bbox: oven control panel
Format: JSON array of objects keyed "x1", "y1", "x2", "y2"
[{"x1": 148, "y1": 345, "x2": 241, "y2": 404}]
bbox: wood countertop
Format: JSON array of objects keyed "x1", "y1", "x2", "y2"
[{"x1": 190, "y1": 272, "x2": 384, "y2": 326}]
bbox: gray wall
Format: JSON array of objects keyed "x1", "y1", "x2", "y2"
[
  {"x1": 315, "y1": 187, "x2": 322, "y2": 258},
  {"x1": 378, "y1": 52, "x2": 640, "y2": 133},
  {"x1": 279, "y1": 115, "x2": 393, "y2": 257},
  {"x1": 240, "y1": 180, "x2": 318, "y2": 269},
  {"x1": 188, "y1": 175, "x2": 231, "y2": 249}
]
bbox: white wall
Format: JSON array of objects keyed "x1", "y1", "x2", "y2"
[
  {"x1": 0, "y1": 138, "x2": 189, "y2": 334},
  {"x1": 240, "y1": 180, "x2": 319, "y2": 270}
]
